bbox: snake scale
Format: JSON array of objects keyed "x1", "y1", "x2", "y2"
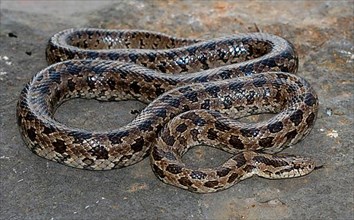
[{"x1": 17, "y1": 28, "x2": 319, "y2": 193}]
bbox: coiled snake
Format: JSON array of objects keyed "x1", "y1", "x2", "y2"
[{"x1": 17, "y1": 28, "x2": 319, "y2": 193}]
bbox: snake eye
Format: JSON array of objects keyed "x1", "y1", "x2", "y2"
[{"x1": 307, "y1": 163, "x2": 318, "y2": 171}]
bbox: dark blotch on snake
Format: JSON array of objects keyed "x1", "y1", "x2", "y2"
[
  {"x1": 233, "y1": 153, "x2": 247, "y2": 167},
  {"x1": 217, "y1": 167, "x2": 231, "y2": 177},
  {"x1": 181, "y1": 112, "x2": 206, "y2": 126},
  {"x1": 285, "y1": 130, "x2": 298, "y2": 144},
  {"x1": 169, "y1": 98, "x2": 181, "y2": 108},
  {"x1": 63, "y1": 63, "x2": 82, "y2": 76},
  {"x1": 160, "y1": 95, "x2": 180, "y2": 108},
  {"x1": 161, "y1": 133, "x2": 175, "y2": 146},
  {"x1": 155, "y1": 87, "x2": 165, "y2": 97},
  {"x1": 243, "y1": 165, "x2": 256, "y2": 173},
  {"x1": 157, "y1": 63, "x2": 167, "y2": 73},
  {"x1": 27, "y1": 127, "x2": 37, "y2": 142},
  {"x1": 52, "y1": 140, "x2": 66, "y2": 154},
  {"x1": 164, "y1": 151, "x2": 177, "y2": 161},
  {"x1": 253, "y1": 76, "x2": 267, "y2": 87},
  {"x1": 152, "y1": 164, "x2": 165, "y2": 178},
  {"x1": 227, "y1": 173, "x2": 239, "y2": 183},
  {"x1": 175, "y1": 123, "x2": 187, "y2": 133},
  {"x1": 131, "y1": 137, "x2": 145, "y2": 152},
  {"x1": 190, "y1": 129, "x2": 199, "y2": 141},
  {"x1": 222, "y1": 95, "x2": 233, "y2": 109},
  {"x1": 239, "y1": 63, "x2": 255, "y2": 75},
  {"x1": 201, "y1": 99, "x2": 210, "y2": 109},
  {"x1": 304, "y1": 93, "x2": 317, "y2": 107},
  {"x1": 177, "y1": 136, "x2": 187, "y2": 146},
  {"x1": 155, "y1": 108, "x2": 167, "y2": 118},
  {"x1": 166, "y1": 164, "x2": 183, "y2": 174},
  {"x1": 205, "y1": 85, "x2": 221, "y2": 98},
  {"x1": 218, "y1": 49, "x2": 228, "y2": 63},
  {"x1": 268, "y1": 121, "x2": 284, "y2": 133},
  {"x1": 182, "y1": 105, "x2": 190, "y2": 111},
  {"x1": 204, "y1": 181, "x2": 219, "y2": 188},
  {"x1": 290, "y1": 110, "x2": 303, "y2": 126},
  {"x1": 229, "y1": 135, "x2": 244, "y2": 149},
  {"x1": 107, "y1": 130, "x2": 129, "y2": 144},
  {"x1": 176, "y1": 59, "x2": 188, "y2": 72},
  {"x1": 240, "y1": 128, "x2": 260, "y2": 137},
  {"x1": 128, "y1": 53, "x2": 138, "y2": 63},
  {"x1": 43, "y1": 124, "x2": 56, "y2": 134},
  {"x1": 67, "y1": 79, "x2": 76, "y2": 92},
  {"x1": 190, "y1": 170, "x2": 207, "y2": 180},
  {"x1": 129, "y1": 81, "x2": 141, "y2": 94},
  {"x1": 229, "y1": 81, "x2": 245, "y2": 92},
  {"x1": 107, "y1": 78, "x2": 116, "y2": 90},
  {"x1": 86, "y1": 75, "x2": 96, "y2": 89},
  {"x1": 198, "y1": 54, "x2": 209, "y2": 69},
  {"x1": 286, "y1": 84, "x2": 298, "y2": 93},
  {"x1": 194, "y1": 117, "x2": 206, "y2": 126},
  {"x1": 107, "y1": 53, "x2": 119, "y2": 60},
  {"x1": 89, "y1": 145, "x2": 109, "y2": 160},
  {"x1": 246, "y1": 90, "x2": 256, "y2": 104},
  {"x1": 207, "y1": 128, "x2": 218, "y2": 140},
  {"x1": 151, "y1": 147, "x2": 164, "y2": 161},
  {"x1": 137, "y1": 120, "x2": 153, "y2": 131},
  {"x1": 178, "y1": 177, "x2": 193, "y2": 187},
  {"x1": 261, "y1": 57, "x2": 277, "y2": 70},
  {"x1": 184, "y1": 91, "x2": 198, "y2": 102},
  {"x1": 147, "y1": 53, "x2": 156, "y2": 62},
  {"x1": 306, "y1": 112, "x2": 316, "y2": 127},
  {"x1": 259, "y1": 137, "x2": 274, "y2": 148}
]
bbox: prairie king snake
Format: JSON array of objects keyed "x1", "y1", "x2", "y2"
[{"x1": 17, "y1": 28, "x2": 319, "y2": 193}]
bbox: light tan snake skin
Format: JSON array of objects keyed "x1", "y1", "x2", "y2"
[{"x1": 17, "y1": 28, "x2": 319, "y2": 193}]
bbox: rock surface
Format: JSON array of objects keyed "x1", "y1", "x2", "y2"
[{"x1": 0, "y1": 1, "x2": 353, "y2": 219}]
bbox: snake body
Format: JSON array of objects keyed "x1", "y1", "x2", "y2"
[{"x1": 17, "y1": 28, "x2": 319, "y2": 193}]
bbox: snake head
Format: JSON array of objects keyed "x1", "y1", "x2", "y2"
[{"x1": 253, "y1": 154, "x2": 316, "y2": 179}]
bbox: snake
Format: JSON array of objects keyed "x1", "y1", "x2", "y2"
[{"x1": 17, "y1": 28, "x2": 319, "y2": 193}]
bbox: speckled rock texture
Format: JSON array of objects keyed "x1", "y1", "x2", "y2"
[{"x1": 0, "y1": 1, "x2": 353, "y2": 219}]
